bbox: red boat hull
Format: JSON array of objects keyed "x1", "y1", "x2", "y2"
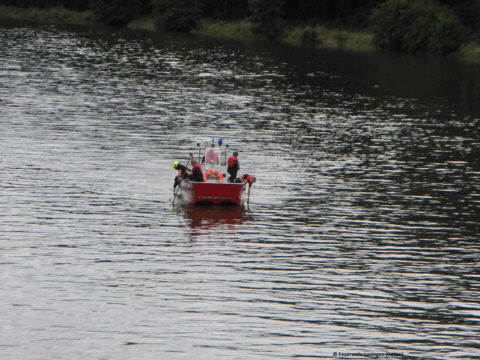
[{"x1": 179, "y1": 180, "x2": 245, "y2": 205}]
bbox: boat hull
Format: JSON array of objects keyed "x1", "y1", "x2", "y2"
[{"x1": 178, "y1": 180, "x2": 245, "y2": 205}]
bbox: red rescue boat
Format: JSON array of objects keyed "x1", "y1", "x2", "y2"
[
  {"x1": 175, "y1": 139, "x2": 247, "y2": 205},
  {"x1": 178, "y1": 181, "x2": 245, "y2": 204}
]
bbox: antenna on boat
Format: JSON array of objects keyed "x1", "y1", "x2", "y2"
[
  {"x1": 224, "y1": 143, "x2": 229, "y2": 167},
  {"x1": 197, "y1": 143, "x2": 202, "y2": 163},
  {"x1": 218, "y1": 139, "x2": 225, "y2": 167}
]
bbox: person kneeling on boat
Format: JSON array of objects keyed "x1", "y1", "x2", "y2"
[
  {"x1": 172, "y1": 161, "x2": 192, "y2": 189},
  {"x1": 188, "y1": 158, "x2": 204, "y2": 182},
  {"x1": 235, "y1": 174, "x2": 256, "y2": 187}
]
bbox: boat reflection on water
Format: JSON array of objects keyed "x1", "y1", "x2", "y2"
[{"x1": 177, "y1": 203, "x2": 252, "y2": 241}]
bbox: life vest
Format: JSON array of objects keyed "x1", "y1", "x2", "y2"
[
  {"x1": 206, "y1": 151, "x2": 218, "y2": 163},
  {"x1": 242, "y1": 174, "x2": 252, "y2": 183},
  {"x1": 228, "y1": 156, "x2": 237, "y2": 167}
]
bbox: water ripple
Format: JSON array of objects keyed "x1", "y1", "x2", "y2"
[{"x1": 1, "y1": 21, "x2": 480, "y2": 360}]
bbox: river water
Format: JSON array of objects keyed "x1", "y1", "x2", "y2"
[{"x1": 1, "y1": 20, "x2": 479, "y2": 359}]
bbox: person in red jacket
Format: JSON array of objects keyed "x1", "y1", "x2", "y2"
[
  {"x1": 189, "y1": 158, "x2": 204, "y2": 182},
  {"x1": 227, "y1": 152, "x2": 240, "y2": 182},
  {"x1": 235, "y1": 174, "x2": 256, "y2": 187},
  {"x1": 236, "y1": 173, "x2": 256, "y2": 202}
]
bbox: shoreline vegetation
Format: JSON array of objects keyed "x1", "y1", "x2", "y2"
[{"x1": 1, "y1": 5, "x2": 479, "y2": 63}]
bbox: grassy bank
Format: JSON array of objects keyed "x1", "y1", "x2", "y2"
[
  {"x1": 195, "y1": 20, "x2": 375, "y2": 51},
  {"x1": 1, "y1": 5, "x2": 479, "y2": 62},
  {"x1": 456, "y1": 40, "x2": 480, "y2": 63},
  {"x1": 280, "y1": 25, "x2": 374, "y2": 51},
  {"x1": 196, "y1": 20, "x2": 263, "y2": 42},
  {"x1": 197, "y1": 20, "x2": 480, "y2": 61},
  {"x1": 0, "y1": 5, "x2": 94, "y2": 25}
]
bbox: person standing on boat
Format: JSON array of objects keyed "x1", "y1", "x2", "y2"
[
  {"x1": 235, "y1": 174, "x2": 256, "y2": 187},
  {"x1": 189, "y1": 158, "x2": 204, "y2": 182},
  {"x1": 227, "y1": 151, "x2": 240, "y2": 182}
]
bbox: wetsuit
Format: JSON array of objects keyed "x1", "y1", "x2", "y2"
[
  {"x1": 174, "y1": 164, "x2": 190, "y2": 189},
  {"x1": 227, "y1": 156, "x2": 239, "y2": 182},
  {"x1": 176, "y1": 164, "x2": 189, "y2": 178},
  {"x1": 190, "y1": 163, "x2": 204, "y2": 182}
]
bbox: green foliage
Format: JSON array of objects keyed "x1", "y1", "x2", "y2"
[
  {"x1": 91, "y1": 0, "x2": 143, "y2": 26},
  {"x1": 301, "y1": 26, "x2": 318, "y2": 45},
  {"x1": 369, "y1": 0, "x2": 466, "y2": 55},
  {"x1": 280, "y1": 25, "x2": 373, "y2": 51},
  {"x1": 439, "y1": 0, "x2": 480, "y2": 34},
  {"x1": 0, "y1": 5, "x2": 94, "y2": 24},
  {"x1": 248, "y1": 0, "x2": 285, "y2": 39},
  {"x1": 456, "y1": 40, "x2": 480, "y2": 62},
  {"x1": 202, "y1": 0, "x2": 250, "y2": 20},
  {"x1": 198, "y1": 19, "x2": 260, "y2": 40},
  {"x1": 0, "y1": 0, "x2": 89, "y2": 11},
  {"x1": 2, "y1": 0, "x2": 479, "y2": 60},
  {"x1": 153, "y1": 0, "x2": 202, "y2": 32},
  {"x1": 281, "y1": 0, "x2": 384, "y2": 30}
]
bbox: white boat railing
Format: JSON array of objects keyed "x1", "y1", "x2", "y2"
[{"x1": 196, "y1": 139, "x2": 231, "y2": 175}]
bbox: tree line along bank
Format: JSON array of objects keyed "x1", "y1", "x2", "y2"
[{"x1": 1, "y1": 0, "x2": 480, "y2": 60}]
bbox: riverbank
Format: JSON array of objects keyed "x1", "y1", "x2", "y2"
[
  {"x1": 0, "y1": 6, "x2": 94, "y2": 25},
  {"x1": 196, "y1": 20, "x2": 375, "y2": 52},
  {"x1": 1, "y1": 5, "x2": 479, "y2": 62}
]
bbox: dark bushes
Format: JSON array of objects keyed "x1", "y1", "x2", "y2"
[
  {"x1": 202, "y1": 0, "x2": 250, "y2": 20},
  {"x1": 0, "y1": 0, "x2": 89, "y2": 10},
  {"x1": 91, "y1": 0, "x2": 147, "y2": 26},
  {"x1": 369, "y1": 0, "x2": 466, "y2": 55},
  {"x1": 248, "y1": 0, "x2": 285, "y2": 39},
  {"x1": 153, "y1": 0, "x2": 202, "y2": 32}
]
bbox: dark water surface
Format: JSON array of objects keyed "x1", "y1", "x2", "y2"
[{"x1": 1, "y1": 20, "x2": 479, "y2": 359}]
